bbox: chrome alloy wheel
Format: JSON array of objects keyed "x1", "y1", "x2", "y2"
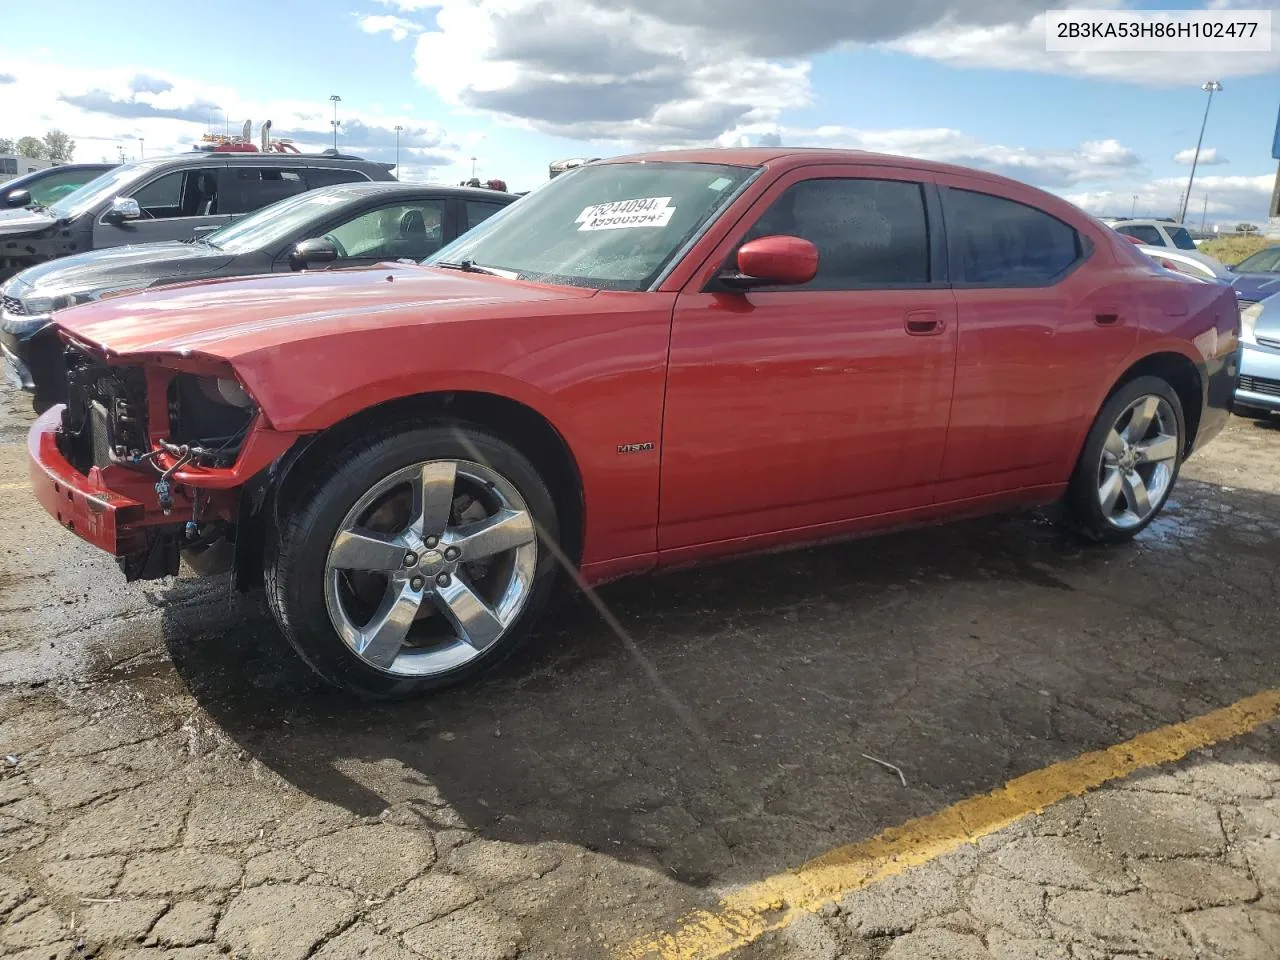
[
  {"x1": 323, "y1": 459, "x2": 537, "y2": 677},
  {"x1": 1096, "y1": 395, "x2": 1179, "y2": 530}
]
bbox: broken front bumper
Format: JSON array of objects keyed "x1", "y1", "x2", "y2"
[{"x1": 27, "y1": 404, "x2": 148, "y2": 555}]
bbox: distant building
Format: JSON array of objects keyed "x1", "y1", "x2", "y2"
[{"x1": 0, "y1": 155, "x2": 54, "y2": 183}]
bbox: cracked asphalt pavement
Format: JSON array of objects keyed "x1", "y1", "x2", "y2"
[{"x1": 2, "y1": 387, "x2": 1280, "y2": 960}]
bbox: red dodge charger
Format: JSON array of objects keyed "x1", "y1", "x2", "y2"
[{"x1": 25, "y1": 148, "x2": 1240, "y2": 697}]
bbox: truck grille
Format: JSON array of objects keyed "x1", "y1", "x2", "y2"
[
  {"x1": 1238, "y1": 375, "x2": 1280, "y2": 398},
  {"x1": 1, "y1": 295, "x2": 25, "y2": 316}
]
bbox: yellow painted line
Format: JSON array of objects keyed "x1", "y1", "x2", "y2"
[
  {"x1": 621, "y1": 688, "x2": 1280, "y2": 960},
  {"x1": 0, "y1": 482, "x2": 31, "y2": 490}
]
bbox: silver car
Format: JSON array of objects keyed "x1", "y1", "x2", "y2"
[{"x1": 1236, "y1": 292, "x2": 1280, "y2": 418}]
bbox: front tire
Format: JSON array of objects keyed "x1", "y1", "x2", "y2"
[
  {"x1": 264, "y1": 421, "x2": 560, "y2": 699},
  {"x1": 1064, "y1": 375, "x2": 1185, "y2": 543}
]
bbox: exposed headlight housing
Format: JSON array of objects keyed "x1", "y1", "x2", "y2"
[{"x1": 1240, "y1": 300, "x2": 1263, "y2": 345}]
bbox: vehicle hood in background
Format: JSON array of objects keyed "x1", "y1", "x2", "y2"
[
  {"x1": 11, "y1": 242, "x2": 235, "y2": 303},
  {"x1": 1231, "y1": 273, "x2": 1280, "y2": 303},
  {"x1": 0, "y1": 207, "x2": 58, "y2": 236}
]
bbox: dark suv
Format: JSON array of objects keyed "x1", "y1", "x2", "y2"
[{"x1": 0, "y1": 152, "x2": 396, "y2": 282}]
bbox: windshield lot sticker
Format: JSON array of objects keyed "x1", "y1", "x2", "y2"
[
  {"x1": 707, "y1": 177, "x2": 733, "y2": 191},
  {"x1": 576, "y1": 197, "x2": 675, "y2": 231}
]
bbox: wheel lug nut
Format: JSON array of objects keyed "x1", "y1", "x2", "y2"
[
  {"x1": 410, "y1": 576, "x2": 425, "y2": 591},
  {"x1": 444, "y1": 547, "x2": 460, "y2": 561},
  {"x1": 436, "y1": 573, "x2": 451, "y2": 587},
  {"x1": 404, "y1": 552, "x2": 418, "y2": 567},
  {"x1": 425, "y1": 536, "x2": 439, "y2": 548}
]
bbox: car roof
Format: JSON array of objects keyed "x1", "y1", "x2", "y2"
[
  {"x1": 592, "y1": 146, "x2": 1090, "y2": 195},
  {"x1": 129, "y1": 152, "x2": 388, "y2": 170}
]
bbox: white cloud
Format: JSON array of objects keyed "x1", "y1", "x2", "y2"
[
  {"x1": 362, "y1": 0, "x2": 1280, "y2": 149},
  {"x1": 0, "y1": 57, "x2": 465, "y2": 176},
  {"x1": 714, "y1": 124, "x2": 1142, "y2": 188},
  {"x1": 1174, "y1": 146, "x2": 1228, "y2": 165},
  {"x1": 409, "y1": 0, "x2": 813, "y2": 143},
  {"x1": 1065, "y1": 174, "x2": 1275, "y2": 224},
  {"x1": 357, "y1": 14, "x2": 424, "y2": 41}
]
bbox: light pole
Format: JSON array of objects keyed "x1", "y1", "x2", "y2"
[
  {"x1": 394, "y1": 125, "x2": 403, "y2": 175},
  {"x1": 139, "y1": 138, "x2": 144, "y2": 159},
  {"x1": 1179, "y1": 80, "x2": 1222, "y2": 223},
  {"x1": 1200, "y1": 194, "x2": 1210, "y2": 232},
  {"x1": 470, "y1": 156, "x2": 477, "y2": 180},
  {"x1": 329, "y1": 95, "x2": 342, "y2": 152},
  {"x1": 1130, "y1": 194, "x2": 1138, "y2": 217}
]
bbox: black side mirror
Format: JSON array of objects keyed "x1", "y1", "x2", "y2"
[
  {"x1": 1225, "y1": 263, "x2": 1237, "y2": 272},
  {"x1": 4, "y1": 189, "x2": 31, "y2": 208},
  {"x1": 292, "y1": 238, "x2": 339, "y2": 268}
]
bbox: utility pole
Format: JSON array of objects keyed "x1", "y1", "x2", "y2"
[
  {"x1": 1180, "y1": 80, "x2": 1222, "y2": 223},
  {"x1": 329, "y1": 95, "x2": 342, "y2": 152},
  {"x1": 1130, "y1": 194, "x2": 1138, "y2": 217},
  {"x1": 470, "y1": 156, "x2": 477, "y2": 180},
  {"x1": 138, "y1": 138, "x2": 144, "y2": 159},
  {"x1": 1200, "y1": 194, "x2": 1209, "y2": 232},
  {"x1": 394, "y1": 125, "x2": 403, "y2": 175}
]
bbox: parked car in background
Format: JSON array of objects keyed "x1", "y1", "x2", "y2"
[
  {"x1": 1235, "y1": 292, "x2": 1280, "y2": 420},
  {"x1": 1, "y1": 163, "x2": 116, "y2": 209},
  {"x1": 2, "y1": 181, "x2": 516, "y2": 412},
  {"x1": 1107, "y1": 218, "x2": 1228, "y2": 275},
  {"x1": 0, "y1": 152, "x2": 396, "y2": 283},
  {"x1": 1225, "y1": 244, "x2": 1280, "y2": 305},
  {"x1": 25, "y1": 147, "x2": 1238, "y2": 698}
]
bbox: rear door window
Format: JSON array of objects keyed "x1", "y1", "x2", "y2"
[
  {"x1": 219, "y1": 167, "x2": 311, "y2": 215},
  {"x1": 1116, "y1": 224, "x2": 1165, "y2": 246},
  {"x1": 943, "y1": 188, "x2": 1084, "y2": 286}
]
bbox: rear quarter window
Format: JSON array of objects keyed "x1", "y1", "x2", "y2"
[{"x1": 304, "y1": 167, "x2": 372, "y2": 188}]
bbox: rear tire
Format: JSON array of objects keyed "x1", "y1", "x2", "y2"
[
  {"x1": 264, "y1": 420, "x2": 560, "y2": 699},
  {"x1": 1064, "y1": 376, "x2": 1185, "y2": 543}
]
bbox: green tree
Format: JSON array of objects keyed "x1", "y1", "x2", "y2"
[
  {"x1": 1236, "y1": 222, "x2": 1260, "y2": 235},
  {"x1": 0, "y1": 138, "x2": 14, "y2": 154},
  {"x1": 15, "y1": 136, "x2": 47, "y2": 160},
  {"x1": 42, "y1": 130, "x2": 75, "y2": 163}
]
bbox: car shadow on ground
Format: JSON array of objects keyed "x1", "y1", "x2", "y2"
[{"x1": 142, "y1": 476, "x2": 1280, "y2": 888}]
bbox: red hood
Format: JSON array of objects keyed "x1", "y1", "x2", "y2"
[{"x1": 52, "y1": 264, "x2": 597, "y2": 360}]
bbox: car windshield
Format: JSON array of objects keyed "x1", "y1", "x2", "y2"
[
  {"x1": 1235, "y1": 247, "x2": 1280, "y2": 273},
  {"x1": 1168, "y1": 226, "x2": 1198, "y2": 250},
  {"x1": 423, "y1": 160, "x2": 759, "y2": 291},
  {"x1": 203, "y1": 188, "x2": 358, "y2": 253},
  {"x1": 47, "y1": 160, "x2": 161, "y2": 219}
]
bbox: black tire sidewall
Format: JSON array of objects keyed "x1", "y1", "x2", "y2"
[
  {"x1": 269, "y1": 424, "x2": 560, "y2": 698},
  {"x1": 1067, "y1": 375, "x2": 1186, "y2": 543}
]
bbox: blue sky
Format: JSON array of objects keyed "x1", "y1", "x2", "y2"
[{"x1": 1, "y1": 0, "x2": 1277, "y2": 225}]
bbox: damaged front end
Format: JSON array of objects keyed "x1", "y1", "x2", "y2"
[{"x1": 28, "y1": 334, "x2": 301, "y2": 583}]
